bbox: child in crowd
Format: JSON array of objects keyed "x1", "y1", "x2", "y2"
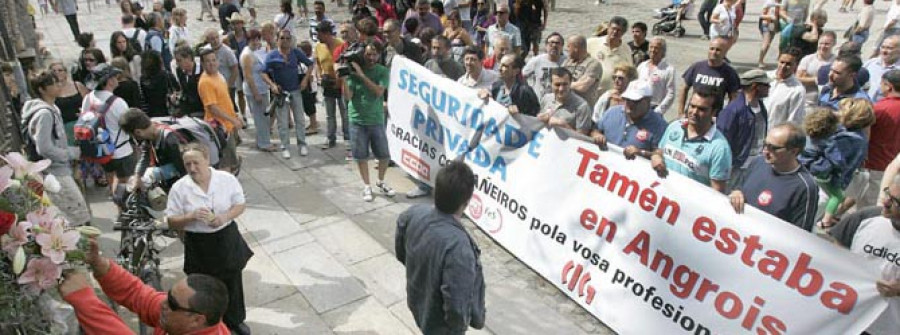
[{"x1": 799, "y1": 100, "x2": 874, "y2": 229}]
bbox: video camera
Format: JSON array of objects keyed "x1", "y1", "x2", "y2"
[
  {"x1": 336, "y1": 42, "x2": 366, "y2": 77},
  {"x1": 267, "y1": 91, "x2": 290, "y2": 116}
]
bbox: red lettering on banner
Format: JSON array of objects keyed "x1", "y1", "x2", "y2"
[
  {"x1": 575, "y1": 147, "x2": 680, "y2": 225},
  {"x1": 401, "y1": 149, "x2": 431, "y2": 180},
  {"x1": 690, "y1": 216, "x2": 859, "y2": 315},
  {"x1": 621, "y1": 230, "x2": 789, "y2": 332},
  {"x1": 580, "y1": 209, "x2": 617, "y2": 242}
]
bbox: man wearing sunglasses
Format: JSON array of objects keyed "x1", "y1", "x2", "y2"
[
  {"x1": 60, "y1": 240, "x2": 231, "y2": 334},
  {"x1": 828, "y1": 176, "x2": 900, "y2": 335},
  {"x1": 727, "y1": 123, "x2": 819, "y2": 232}
]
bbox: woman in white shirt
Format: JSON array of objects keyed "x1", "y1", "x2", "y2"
[
  {"x1": 709, "y1": 0, "x2": 737, "y2": 43},
  {"x1": 274, "y1": 0, "x2": 297, "y2": 34},
  {"x1": 168, "y1": 8, "x2": 191, "y2": 54},
  {"x1": 165, "y1": 142, "x2": 253, "y2": 333}
]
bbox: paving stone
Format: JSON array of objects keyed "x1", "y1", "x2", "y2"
[
  {"x1": 349, "y1": 202, "x2": 410, "y2": 250},
  {"x1": 347, "y1": 253, "x2": 407, "y2": 307},
  {"x1": 322, "y1": 184, "x2": 395, "y2": 216},
  {"x1": 270, "y1": 242, "x2": 369, "y2": 314},
  {"x1": 241, "y1": 244, "x2": 301, "y2": 307},
  {"x1": 483, "y1": 283, "x2": 589, "y2": 335},
  {"x1": 245, "y1": 293, "x2": 334, "y2": 334},
  {"x1": 268, "y1": 183, "x2": 342, "y2": 224},
  {"x1": 320, "y1": 296, "x2": 414, "y2": 335},
  {"x1": 309, "y1": 219, "x2": 387, "y2": 265}
]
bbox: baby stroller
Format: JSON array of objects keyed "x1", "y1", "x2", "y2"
[{"x1": 652, "y1": 0, "x2": 692, "y2": 37}]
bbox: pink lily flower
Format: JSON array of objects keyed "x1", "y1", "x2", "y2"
[
  {"x1": 27, "y1": 208, "x2": 63, "y2": 232},
  {"x1": 18, "y1": 257, "x2": 62, "y2": 293},
  {"x1": 35, "y1": 223, "x2": 80, "y2": 264},
  {"x1": 1, "y1": 221, "x2": 33, "y2": 255},
  {"x1": 1, "y1": 152, "x2": 50, "y2": 181}
]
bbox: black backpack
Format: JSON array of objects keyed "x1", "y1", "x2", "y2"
[
  {"x1": 21, "y1": 108, "x2": 58, "y2": 162},
  {"x1": 128, "y1": 29, "x2": 144, "y2": 54}
]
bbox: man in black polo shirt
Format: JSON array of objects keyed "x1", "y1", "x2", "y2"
[{"x1": 728, "y1": 123, "x2": 818, "y2": 231}]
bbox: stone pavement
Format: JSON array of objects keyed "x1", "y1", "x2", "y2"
[{"x1": 32, "y1": 0, "x2": 871, "y2": 333}]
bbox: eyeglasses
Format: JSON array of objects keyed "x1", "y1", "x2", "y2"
[
  {"x1": 763, "y1": 142, "x2": 786, "y2": 152},
  {"x1": 167, "y1": 291, "x2": 203, "y2": 314},
  {"x1": 280, "y1": 36, "x2": 292, "y2": 40},
  {"x1": 884, "y1": 188, "x2": 900, "y2": 209},
  {"x1": 547, "y1": 40, "x2": 562, "y2": 45},
  {"x1": 612, "y1": 75, "x2": 627, "y2": 81},
  {"x1": 497, "y1": 11, "x2": 508, "y2": 14}
]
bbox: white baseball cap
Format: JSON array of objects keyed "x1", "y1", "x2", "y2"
[{"x1": 621, "y1": 80, "x2": 653, "y2": 101}]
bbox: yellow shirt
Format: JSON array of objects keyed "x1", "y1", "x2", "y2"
[
  {"x1": 198, "y1": 72, "x2": 237, "y2": 133},
  {"x1": 314, "y1": 38, "x2": 344, "y2": 77}
]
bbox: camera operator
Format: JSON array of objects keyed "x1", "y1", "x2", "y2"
[
  {"x1": 119, "y1": 108, "x2": 187, "y2": 192},
  {"x1": 261, "y1": 29, "x2": 316, "y2": 159},
  {"x1": 343, "y1": 41, "x2": 397, "y2": 202},
  {"x1": 173, "y1": 46, "x2": 205, "y2": 118}
]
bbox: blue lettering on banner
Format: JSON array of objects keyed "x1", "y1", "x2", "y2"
[{"x1": 402, "y1": 69, "x2": 545, "y2": 159}]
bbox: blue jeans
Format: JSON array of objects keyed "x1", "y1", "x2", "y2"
[
  {"x1": 277, "y1": 89, "x2": 307, "y2": 149},
  {"x1": 324, "y1": 95, "x2": 349, "y2": 144},
  {"x1": 349, "y1": 123, "x2": 390, "y2": 160},
  {"x1": 245, "y1": 90, "x2": 271, "y2": 148},
  {"x1": 851, "y1": 30, "x2": 869, "y2": 45}
]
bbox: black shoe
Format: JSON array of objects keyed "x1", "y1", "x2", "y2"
[{"x1": 230, "y1": 323, "x2": 251, "y2": 335}]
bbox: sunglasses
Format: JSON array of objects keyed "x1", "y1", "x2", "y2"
[
  {"x1": 167, "y1": 291, "x2": 202, "y2": 314},
  {"x1": 612, "y1": 75, "x2": 627, "y2": 81},
  {"x1": 884, "y1": 188, "x2": 900, "y2": 209},
  {"x1": 763, "y1": 142, "x2": 786, "y2": 152}
]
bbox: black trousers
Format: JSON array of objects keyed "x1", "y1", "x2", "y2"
[
  {"x1": 697, "y1": 0, "x2": 716, "y2": 37},
  {"x1": 211, "y1": 270, "x2": 246, "y2": 329},
  {"x1": 183, "y1": 223, "x2": 253, "y2": 330},
  {"x1": 64, "y1": 14, "x2": 80, "y2": 39}
]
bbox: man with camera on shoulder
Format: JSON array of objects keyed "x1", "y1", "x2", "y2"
[{"x1": 342, "y1": 41, "x2": 397, "y2": 202}]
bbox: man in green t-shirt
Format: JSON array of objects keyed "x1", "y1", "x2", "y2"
[{"x1": 343, "y1": 41, "x2": 397, "y2": 202}]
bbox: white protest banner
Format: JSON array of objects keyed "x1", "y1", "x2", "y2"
[{"x1": 386, "y1": 57, "x2": 889, "y2": 334}]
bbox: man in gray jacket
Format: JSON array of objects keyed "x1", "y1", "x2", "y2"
[
  {"x1": 21, "y1": 70, "x2": 90, "y2": 226},
  {"x1": 395, "y1": 161, "x2": 486, "y2": 334}
]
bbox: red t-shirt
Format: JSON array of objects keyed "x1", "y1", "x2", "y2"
[{"x1": 865, "y1": 96, "x2": 900, "y2": 171}]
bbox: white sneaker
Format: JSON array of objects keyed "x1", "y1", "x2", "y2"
[
  {"x1": 405, "y1": 187, "x2": 430, "y2": 199},
  {"x1": 299, "y1": 145, "x2": 309, "y2": 156},
  {"x1": 376, "y1": 181, "x2": 396, "y2": 197},
  {"x1": 362, "y1": 186, "x2": 374, "y2": 202},
  {"x1": 282, "y1": 149, "x2": 291, "y2": 159}
]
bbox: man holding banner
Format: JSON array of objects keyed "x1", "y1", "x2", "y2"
[
  {"x1": 650, "y1": 89, "x2": 732, "y2": 192},
  {"x1": 830, "y1": 179, "x2": 900, "y2": 335},
  {"x1": 538, "y1": 67, "x2": 592, "y2": 135},
  {"x1": 343, "y1": 41, "x2": 397, "y2": 202}
]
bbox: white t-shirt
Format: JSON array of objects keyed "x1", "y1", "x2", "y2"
[
  {"x1": 274, "y1": 13, "x2": 297, "y2": 33},
  {"x1": 80, "y1": 90, "x2": 133, "y2": 159},
  {"x1": 166, "y1": 168, "x2": 246, "y2": 233},
  {"x1": 887, "y1": 0, "x2": 900, "y2": 29},
  {"x1": 846, "y1": 216, "x2": 900, "y2": 335},
  {"x1": 709, "y1": 4, "x2": 735, "y2": 38},
  {"x1": 797, "y1": 53, "x2": 834, "y2": 78},
  {"x1": 121, "y1": 27, "x2": 147, "y2": 50}
]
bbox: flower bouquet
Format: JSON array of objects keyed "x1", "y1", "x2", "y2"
[{"x1": 0, "y1": 153, "x2": 101, "y2": 334}]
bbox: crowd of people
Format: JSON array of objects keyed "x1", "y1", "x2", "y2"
[{"x1": 6, "y1": 0, "x2": 900, "y2": 333}]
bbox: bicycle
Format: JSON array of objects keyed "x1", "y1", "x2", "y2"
[{"x1": 110, "y1": 184, "x2": 175, "y2": 335}]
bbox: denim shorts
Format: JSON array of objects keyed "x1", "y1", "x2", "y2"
[{"x1": 350, "y1": 123, "x2": 390, "y2": 160}]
